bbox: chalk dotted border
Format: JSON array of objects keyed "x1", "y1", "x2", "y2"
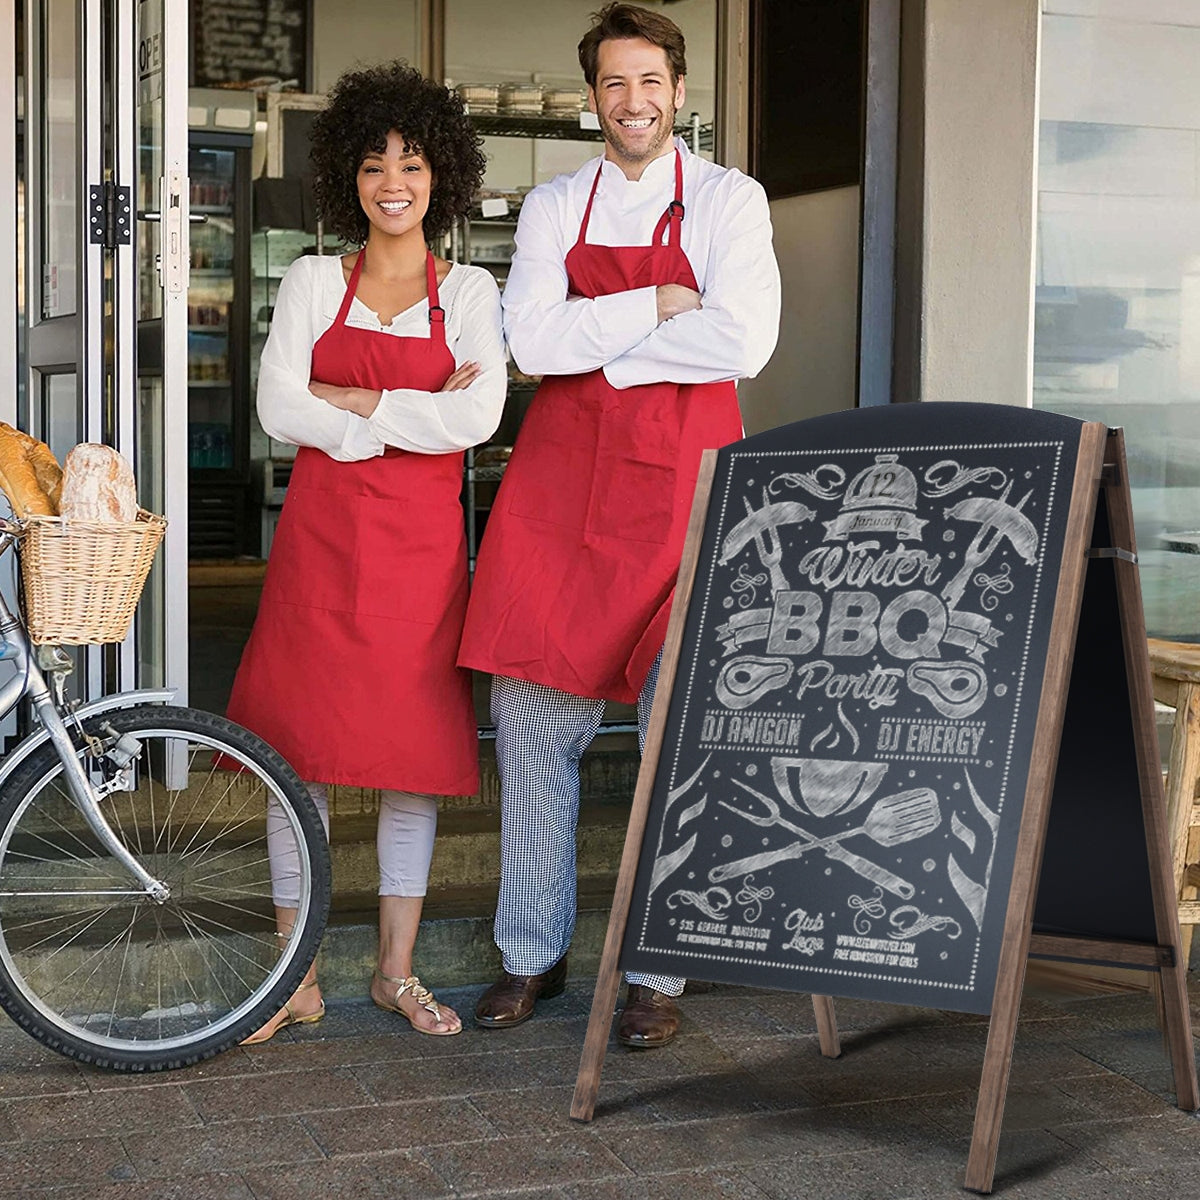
[{"x1": 634, "y1": 439, "x2": 1067, "y2": 1002}]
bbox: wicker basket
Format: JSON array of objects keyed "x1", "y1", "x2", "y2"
[{"x1": 19, "y1": 509, "x2": 168, "y2": 645}]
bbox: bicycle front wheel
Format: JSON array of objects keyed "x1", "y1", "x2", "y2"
[{"x1": 0, "y1": 705, "x2": 330, "y2": 1070}]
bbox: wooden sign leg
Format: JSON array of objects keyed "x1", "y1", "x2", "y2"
[
  {"x1": 964, "y1": 974, "x2": 1025, "y2": 1193},
  {"x1": 812, "y1": 994, "x2": 841, "y2": 1058},
  {"x1": 964, "y1": 424, "x2": 1109, "y2": 1193},
  {"x1": 572, "y1": 454, "x2": 718, "y2": 1123},
  {"x1": 571, "y1": 909, "x2": 630, "y2": 1121}
]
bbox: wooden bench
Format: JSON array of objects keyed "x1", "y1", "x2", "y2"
[{"x1": 1149, "y1": 638, "x2": 1200, "y2": 967}]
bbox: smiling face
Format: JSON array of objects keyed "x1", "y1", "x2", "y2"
[
  {"x1": 588, "y1": 36, "x2": 685, "y2": 178},
  {"x1": 356, "y1": 129, "x2": 433, "y2": 242}
]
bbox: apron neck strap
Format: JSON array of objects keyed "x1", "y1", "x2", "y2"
[
  {"x1": 576, "y1": 147, "x2": 686, "y2": 250},
  {"x1": 426, "y1": 250, "x2": 446, "y2": 344},
  {"x1": 576, "y1": 159, "x2": 605, "y2": 249},
  {"x1": 650, "y1": 148, "x2": 685, "y2": 248},
  {"x1": 334, "y1": 249, "x2": 367, "y2": 327},
  {"x1": 333, "y1": 248, "x2": 447, "y2": 345}
]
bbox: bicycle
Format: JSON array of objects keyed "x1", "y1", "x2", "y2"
[{"x1": 0, "y1": 519, "x2": 331, "y2": 1071}]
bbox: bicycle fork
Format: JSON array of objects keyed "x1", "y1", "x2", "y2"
[{"x1": 29, "y1": 676, "x2": 171, "y2": 904}]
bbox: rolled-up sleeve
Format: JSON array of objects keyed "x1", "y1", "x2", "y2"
[
  {"x1": 603, "y1": 177, "x2": 780, "y2": 390},
  {"x1": 256, "y1": 260, "x2": 384, "y2": 461},
  {"x1": 367, "y1": 270, "x2": 507, "y2": 453},
  {"x1": 502, "y1": 188, "x2": 658, "y2": 376}
]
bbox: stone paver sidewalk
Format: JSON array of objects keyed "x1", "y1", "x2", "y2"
[{"x1": 0, "y1": 975, "x2": 1198, "y2": 1198}]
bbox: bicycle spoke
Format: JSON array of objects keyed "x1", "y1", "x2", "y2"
[
  {"x1": 173, "y1": 908, "x2": 241, "y2": 1009},
  {"x1": 0, "y1": 712, "x2": 324, "y2": 1062},
  {"x1": 51, "y1": 909, "x2": 140, "y2": 1025},
  {"x1": 104, "y1": 908, "x2": 138, "y2": 1038},
  {"x1": 156, "y1": 742, "x2": 203, "y2": 854},
  {"x1": 185, "y1": 853, "x2": 275, "y2": 886},
  {"x1": 166, "y1": 750, "x2": 233, "y2": 857},
  {"x1": 181, "y1": 908, "x2": 283, "y2": 963},
  {"x1": 7, "y1": 904, "x2": 112, "y2": 949},
  {"x1": 176, "y1": 899, "x2": 280, "y2": 951}
]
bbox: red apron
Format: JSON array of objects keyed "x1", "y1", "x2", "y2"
[
  {"x1": 459, "y1": 151, "x2": 742, "y2": 703},
  {"x1": 227, "y1": 251, "x2": 479, "y2": 794}
]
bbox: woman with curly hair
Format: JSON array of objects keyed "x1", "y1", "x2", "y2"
[{"x1": 228, "y1": 62, "x2": 503, "y2": 1041}]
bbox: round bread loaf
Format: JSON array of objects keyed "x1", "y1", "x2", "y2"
[
  {"x1": 59, "y1": 444, "x2": 138, "y2": 523},
  {"x1": 0, "y1": 422, "x2": 62, "y2": 518}
]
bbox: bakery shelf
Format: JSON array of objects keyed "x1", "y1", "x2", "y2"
[{"x1": 465, "y1": 111, "x2": 713, "y2": 150}]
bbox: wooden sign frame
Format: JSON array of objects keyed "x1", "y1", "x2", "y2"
[{"x1": 571, "y1": 424, "x2": 1197, "y2": 1194}]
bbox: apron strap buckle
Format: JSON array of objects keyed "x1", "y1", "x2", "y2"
[
  {"x1": 428, "y1": 304, "x2": 446, "y2": 325},
  {"x1": 667, "y1": 200, "x2": 685, "y2": 220}
]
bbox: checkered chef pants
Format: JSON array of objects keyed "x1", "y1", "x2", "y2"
[{"x1": 490, "y1": 653, "x2": 685, "y2": 998}]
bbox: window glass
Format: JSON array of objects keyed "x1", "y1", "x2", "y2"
[
  {"x1": 41, "y1": 0, "x2": 77, "y2": 319},
  {"x1": 1035, "y1": 3, "x2": 1200, "y2": 640}
]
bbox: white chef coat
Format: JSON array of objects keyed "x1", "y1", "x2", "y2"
[
  {"x1": 257, "y1": 254, "x2": 506, "y2": 463},
  {"x1": 502, "y1": 138, "x2": 780, "y2": 390}
]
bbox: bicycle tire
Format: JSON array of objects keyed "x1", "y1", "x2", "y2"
[{"x1": 0, "y1": 704, "x2": 330, "y2": 1070}]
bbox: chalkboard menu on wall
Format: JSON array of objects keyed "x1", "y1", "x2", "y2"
[
  {"x1": 192, "y1": 0, "x2": 311, "y2": 90},
  {"x1": 620, "y1": 403, "x2": 1083, "y2": 1013}
]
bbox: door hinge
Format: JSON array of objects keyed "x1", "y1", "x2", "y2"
[{"x1": 88, "y1": 182, "x2": 132, "y2": 248}]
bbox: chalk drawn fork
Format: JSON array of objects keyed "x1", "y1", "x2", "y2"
[
  {"x1": 710, "y1": 777, "x2": 916, "y2": 899},
  {"x1": 743, "y1": 493, "x2": 789, "y2": 594}
]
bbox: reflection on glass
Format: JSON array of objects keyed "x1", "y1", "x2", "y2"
[
  {"x1": 40, "y1": 371, "x2": 80, "y2": 465},
  {"x1": 1034, "y1": 5, "x2": 1200, "y2": 641},
  {"x1": 38, "y1": 373, "x2": 82, "y2": 681},
  {"x1": 41, "y1": 0, "x2": 77, "y2": 319},
  {"x1": 137, "y1": 376, "x2": 165, "y2": 687},
  {"x1": 137, "y1": 0, "x2": 164, "y2": 323},
  {"x1": 188, "y1": 148, "x2": 236, "y2": 470}
]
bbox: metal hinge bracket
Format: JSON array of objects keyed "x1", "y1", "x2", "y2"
[{"x1": 88, "y1": 182, "x2": 132, "y2": 248}]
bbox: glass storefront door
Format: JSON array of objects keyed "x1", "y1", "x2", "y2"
[{"x1": 17, "y1": 0, "x2": 190, "y2": 699}]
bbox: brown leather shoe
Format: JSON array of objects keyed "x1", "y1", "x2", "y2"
[
  {"x1": 616, "y1": 984, "x2": 681, "y2": 1048},
  {"x1": 474, "y1": 955, "x2": 568, "y2": 1028}
]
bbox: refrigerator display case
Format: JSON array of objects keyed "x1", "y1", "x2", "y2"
[{"x1": 186, "y1": 92, "x2": 255, "y2": 557}]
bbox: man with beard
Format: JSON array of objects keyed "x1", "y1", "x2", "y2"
[{"x1": 460, "y1": 2, "x2": 780, "y2": 1046}]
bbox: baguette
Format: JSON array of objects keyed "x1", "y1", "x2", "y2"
[
  {"x1": 0, "y1": 422, "x2": 61, "y2": 518},
  {"x1": 59, "y1": 444, "x2": 139, "y2": 523}
]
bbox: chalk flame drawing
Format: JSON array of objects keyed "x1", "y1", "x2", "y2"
[
  {"x1": 808, "y1": 702, "x2": 862, "y2": 755},
  {"x1": 648, "y1": 753, "x2": 712, "y2": 896},
  {"x1": 946, "y1": 770, "x2": 1000, "y2": 931}
]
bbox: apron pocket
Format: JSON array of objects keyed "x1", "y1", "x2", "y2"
[
  {"x1": 505, "y1": 392, "x2": 595, "y2": 532},
  {"x1": 266, "y1": 485, "x2": 462, "y2": 626},
  {"x1": 585, "y1": 411, "x2": 678, "y2": 545}
]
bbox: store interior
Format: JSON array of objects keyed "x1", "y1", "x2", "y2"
[{"x1": 184, "y1": 0, "x2": 727, "y2": 718}]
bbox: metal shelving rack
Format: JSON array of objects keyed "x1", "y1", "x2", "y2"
[{"x1": 464, "y1": 110, "x2": 714, "y2": 153}]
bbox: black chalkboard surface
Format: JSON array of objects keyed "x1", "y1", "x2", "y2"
[
  {"x1": 572, "y1": 404, "x2": 1198, "y2": 1193},
  {"x1": 191, "y1": 0, "x2": 310, "y2": 89},
  {"x1": 619, "y1": 402, "x2": 1080, "y2": 1012}
]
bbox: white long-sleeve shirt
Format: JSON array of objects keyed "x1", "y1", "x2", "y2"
[
  {"x1": 502, "y1": 138, "x2": 780, "y2": 391},
  {"x1": 257, "y1": 254, "x2": 506, "y2": 462}
]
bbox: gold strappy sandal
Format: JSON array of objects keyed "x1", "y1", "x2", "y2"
[
  {"x1": 241, "y1": 979, "x2": 325, "y2": 1046},
  {"x1": 372, "y1": 968, "x2": 461, "y2": 1036}
]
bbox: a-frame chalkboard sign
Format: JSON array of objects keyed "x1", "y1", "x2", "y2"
[{"x1": 571, "y1": 403, "x2": 1198, "y2": 1193}]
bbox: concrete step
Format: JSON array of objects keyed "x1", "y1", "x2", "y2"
[
  {"x1": 314, "y1": 882, "x2": 620, "y2": 999},
  {"x1": 325, "y1": 798, "x2": 631, "y2": 896}
]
